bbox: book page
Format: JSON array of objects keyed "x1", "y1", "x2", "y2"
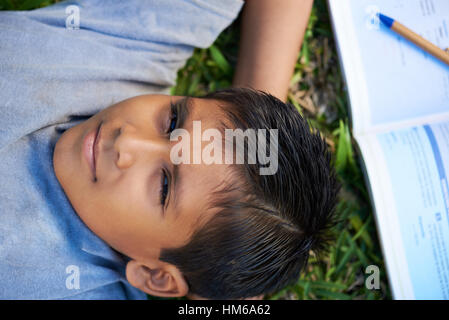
[
  {"x1": 329, "y1": 0, "x2": 449, "y2": 135},
  {"x1": 356, "y1": 120, "x2": 449, "y2": 299}
]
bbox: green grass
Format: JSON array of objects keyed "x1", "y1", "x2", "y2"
[{"x1": 3, "y1": 0, "x2": 391, "y2": 300}]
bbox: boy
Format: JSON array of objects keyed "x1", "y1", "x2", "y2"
[{"x1": 0, "y1": 0, "x2": 338, "y2": 299}]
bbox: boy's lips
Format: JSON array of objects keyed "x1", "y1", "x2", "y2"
[{"x1": 82, "y1": 122, "x2": 102, "y2": 181}]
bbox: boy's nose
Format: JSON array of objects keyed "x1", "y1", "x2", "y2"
[{"x1": 113, "y1": 122, "x2": 169, "y2": 170}]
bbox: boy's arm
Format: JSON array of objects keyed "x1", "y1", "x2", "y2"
[{"x1": 232, "y1": 0, "x2": 314, "y2": 102}]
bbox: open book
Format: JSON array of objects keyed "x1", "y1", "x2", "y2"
[{"x1": 328, "y1": 0, "x2": 449, "y2": 299}]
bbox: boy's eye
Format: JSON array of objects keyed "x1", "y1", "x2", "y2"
[
  {"x1": 167, "y1": 102, "x2": 178, "y2": 134},
  {"x1": 160, "y1": 170, "x2": 169, "y2": 206}
]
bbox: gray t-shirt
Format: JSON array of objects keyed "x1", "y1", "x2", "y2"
[{"x1": 0, "y1": 0, "x2": 243, "y2": 299}]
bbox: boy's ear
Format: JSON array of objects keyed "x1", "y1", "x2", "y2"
[{"x1": 125, "y1": 260, "x2": 189, "y2": 298}]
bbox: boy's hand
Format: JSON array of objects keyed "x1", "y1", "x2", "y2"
[{"x1": 233, "y1": 0, "x2": 314, "y2": 102}]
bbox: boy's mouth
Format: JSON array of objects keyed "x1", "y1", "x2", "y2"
[{"x1": 83, "y1": 122, "x2": 102, "y2": 182}]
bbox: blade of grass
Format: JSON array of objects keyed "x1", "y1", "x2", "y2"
[{"x1": 208, "y1": 45, "x2": 232, "y2": 76}]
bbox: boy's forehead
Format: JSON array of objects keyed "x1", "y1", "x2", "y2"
[
  {"x1": 163, "y1": 96, "x2": 234, "y2": 228},
  {"x1": 175, "y1": 152, "x2": 232, "y2": 222},
  {"x1": 187, "y1": 97, "x2": 228, "y2": 128}
]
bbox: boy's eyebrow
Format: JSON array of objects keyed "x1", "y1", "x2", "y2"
[
  {"x1": 170, "y1": 164, "x2": 181, "y2": 218},
  {"x1": 174, "y1": 96, "x2": 191, "y2": 132}
]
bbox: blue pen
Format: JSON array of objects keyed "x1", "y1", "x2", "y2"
[{"x1": 377, "y1": 13, "x2": 449, "y2": 66}]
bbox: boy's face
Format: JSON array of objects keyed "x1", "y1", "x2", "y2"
[{"x1": 53, "y1": 94, "x2": 229, "y2": 266}]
